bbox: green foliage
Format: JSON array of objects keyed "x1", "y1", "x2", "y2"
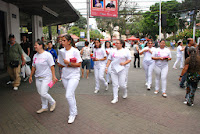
[{"x1": 74, "y1": 16, "x2": 87, "y2": 29}]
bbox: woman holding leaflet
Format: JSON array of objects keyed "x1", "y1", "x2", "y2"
[
  {"x1": 152, "y1": 40, "x2": 172, "y2": 98},
  {"x1": 29, "y1": 41, "x2": 57, "y2": 114},
  {"x1": 173, "y1": 41, "x2": 185, "y2": 69},
  {"x1": 139, "y1": 40, "x2": 156, "y2": 90},
  {"x1": 106, "y1": 40, "x2": 131, "y2": 104},
  {"x1": 57, "y1": 35, "x2": 82, "y2": 124},
  {"x1": 93, "y1": 39, "x2": 108, "y2": 93},
  {"x1": 105, "y1": 41, "x2": 113, "y2": 84}
]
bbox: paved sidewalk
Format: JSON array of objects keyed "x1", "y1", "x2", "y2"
[{"x1": 0, "y1": 51, "x2": 200, "y2": 134}]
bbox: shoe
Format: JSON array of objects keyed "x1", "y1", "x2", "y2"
[
  {"x1": 68, "y1": 115, "x2": 76, "y2": 124},
  {"x1": 94, "y1": 89, "x2": 99, "y2": 94},
  {"x1": 7, "y1": 81, "x2": 14, "y2": 85},
  {"x1": 122, "y1": 92, "x2": 127, "y2": 99},
  {"x1": 111, "y1": 98, "x2": 118, "y2": 104},
  {"x1": 24, "y1": 76, "x2": 29, "y2": 82},
  {"x1": 36, "y1": 108, "x2": 48, "y2": 114},
  {"x1": 183, "y1": 100, "x2": 187, "y2": 104},
  {"x1": 105, "y1": 85, "x2": 108, "y2": 91},
  {"x1": 145, "y1": 83, "x2": 148, "y2": 86},
  {"x1": 180, "y1": 85, "x2": 185, "y2": 88},
  {"x1": 50, "y1": 101, "x2": 56, "y2": 112},
  {"x1": 147, "y1": 85, "x2": 151, "y2": 90},
  {"x1": 173, "y1": 67, "x2": 177, "y2": 69},
  {"x1": 162, "y1": 93, "x2": 167, "y2": 98},
  {"x1": 13, "y1": 87, "x2": 18, "y2": 90},
  {"x1": 154, "y1": 90, "x2": 159, "y2": 94}
]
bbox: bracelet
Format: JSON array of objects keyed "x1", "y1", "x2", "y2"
[{"x1": 68, "y1": 62, "x2": 71, "y2": 66}]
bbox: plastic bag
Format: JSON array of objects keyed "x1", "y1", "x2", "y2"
[
  {"x1": 25, "y1": 64, "x2": 31, "y2": 76},
  {"x1": 21, "y1": 65, "x2": 26, "y2": 78},
  {"x1": 22, "y1": 50, "x2": 31, "y2": 62}
]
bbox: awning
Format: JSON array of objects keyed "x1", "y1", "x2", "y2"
[
  {"x1": 126, "y1": 36, "x2": 140, "y2": 41},
  {"x1": 3, "y1": 0, "x2": 80, "y2": 26}
]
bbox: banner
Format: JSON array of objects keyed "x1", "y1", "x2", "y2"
[{"x1": 91, "y1": 0, "x2": 118, "y2": 18}]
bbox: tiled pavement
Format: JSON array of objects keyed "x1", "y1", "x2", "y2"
[{"x1": 0, "y1": 51, "x2": 200, "y2": 134}]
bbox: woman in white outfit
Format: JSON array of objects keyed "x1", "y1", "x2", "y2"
[
  {"x1": 57, "y1": 35, "x2": 82, "y2": 124},
  {"x1": 29, "y1": 41, "x2": 57, "y2": 114},
  {"x1": 152, "y1": 40, "x2": 172, "y2": 98},
  {"x1": 93, "y1": 39, "x2": 108, "y2": 93},
  {"x1": 173, "y1": 41, "x2": 185, "y2": 69},
  {"x1": 139, "y1": 40, "x2": 156, "y2": 90},
  {"x1": 105, "y1": 41, "x2": 113, "y2": 84},
  {"x1": 106, "y1": 40, "x2": 131, "y2": 104}
]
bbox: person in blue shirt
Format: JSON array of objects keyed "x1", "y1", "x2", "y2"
[{"x1": 46, "y1": 41, "x2": 58, "y2": 63}]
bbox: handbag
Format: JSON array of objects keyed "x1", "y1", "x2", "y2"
[{"x1": 10, "y1": 61, "x2": 19, "y2": 68}]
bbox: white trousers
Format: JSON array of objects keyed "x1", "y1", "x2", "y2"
[
  {"x1": 111, "y1": 69, "x2": 127, "y2": 99},
  {"x1": 106, "y1": 65, "x2": 112, "y2": 83},
  {"x1": 154, "y1": 65, "x2": 168, "y2": 93},
  {"x1": 125, "y1": 66, "x2": 130, "y2": 88},
  {"x1": 94, "y1": 66, "x2": 108, "y2": 90},
  {"x1": 62, "y1": 78, "x2": 79, "y2": 116},
  {"x1": 143, "y1": 61, "x2": 155, "y2": 87},
  {"x1": 173, "y1": 56, "x2": 183, "y2": 68},
  {"x1": 36, "y1": 77, "x2": 55, "y2": 109}
]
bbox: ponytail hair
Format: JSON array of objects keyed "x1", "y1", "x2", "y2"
[
  {"x1": 63, "y1": 34, "x2": 75, "y2": 47},
  {"x1": 36, "y1": 40, "x2": 44, "y2": 49},
  {"x1": 188, "y1": 47, "x2": 197, "y2": 70}
]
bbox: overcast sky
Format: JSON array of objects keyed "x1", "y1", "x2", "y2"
[{"x1": 68, "y1": 0, "x2": 183, "y2": 29}]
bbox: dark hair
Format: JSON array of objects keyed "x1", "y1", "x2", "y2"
[
  {"x1": 63, "y1": 34, "x2": 75, "y2": 47},
  {"x1": 188, "y1": 47, "x2": 197, "y2": 70},
  {"x1": 9, "y1": 34, "x2": 15, "y2": 39},
  {"x1": 94, "y1": 39, "x2": 101, "y2": 48},
  {"x1": 85, "y1": 41, "x2": 89, "y2": 46},
  {"x1": 118, "y1": 39, "x2": 125, "y2": 48},
  {"x1": 178, "y1": 42, "x2": 182, "y2": 46},
  {"x1": 47, "y1": 41, "x2": 52, "y2": 44},
  {"x1": 36, "y1": 41, "x2": 45, "y2": 49},
  {"x1": 134, "y1": 41, "x2": 138, "y2": 44},
  {"x1": 187, "y1": 38, "x2": 193, "y2": 45},
  {"x1": 145, "y1": 40, "x2": 153, "y2": 47},
  {"x1": 160, "y1": 39, "x2": 165, "y2": 42},
  {"x1": 105, "y1": 41, "x2": 112, "y2": 48}
]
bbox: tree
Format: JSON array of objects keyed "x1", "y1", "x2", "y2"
[{"x1": 74, "y1": 16, "x2": 87, "y2": 29}]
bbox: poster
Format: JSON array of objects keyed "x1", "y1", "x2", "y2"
[{"x1": 91, "y1": 0, "x2": 118, "y2": 18}]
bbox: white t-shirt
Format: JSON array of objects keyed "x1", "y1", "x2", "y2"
[
  {"x1": 177, "y1": 45, "x2": 183, "y2": 57},
  {"x1": 82, "y1": 47, "x2": 91, "y2": 60},
  {"x1": 105, "y1": 48, "x2": 113, "y2": 61},
  {"x1": 108, "y1": 48, "x2": 131, "y2": 73},
  {"x1": 59, "y1": 47, "x2": 82, "y2": 80},
  {"x1": 142, "y1": 47, "x2": 156, "y2": 62},
  {"x1": 93, "y1": 48, "x2": 107, "y2": 67},
  {"x1": 125, "y1": 48, "x2": 131, "y2": 67},
  {"x1": 152, "y1": 47, "x2": 172, "y2": 68},
  {"x1": 32, "y1": 51, "x2": 55, "y2": 78}
]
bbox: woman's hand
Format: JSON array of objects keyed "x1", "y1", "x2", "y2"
[
  {"x1": 63, "y1": 59, "x2": 69, "y2": 65},
  {"x1": 105, "y1": 68, "x2": 108, "y2": 74},
  {"x1": 120, "y1": 62, "x2": 126, "y2": 66},
  {"x1": 52, "y1": 76, "x2": 58, "y2": 83},
  {"x1": 179, "y1": 76, "x2": 182, "y2": 81},
  {"x1": 29, "y1": 76, "x2": 33, "y2": 84},
  {"x1": 160, "y1": 57, "x2": 164, "y2": 60}
]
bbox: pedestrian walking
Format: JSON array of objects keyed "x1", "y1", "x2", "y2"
[
  {"x1": 46, "y1": 41, "x2": 58, "y2": 63},
  {"x1": 81, "y1": 41, "x2": 91, "y2": 79},
  {"x1": 105, "y1": 40, "x2": 131, "y2": 104},
  {"x1": 152, "y1": 40, "x2": 172, "y2": 98},
  {"x1": 133, "y1": 41, "x2": 140, "y2": 68},
  {"x1": 179, "y1": 47, "x2": 200, "y2": 106},
  {"x1": 93, "y1": 39, "x2": 108, "y2": 93},
  {"x1": 173, "y1": 41, "x2": 185, "y2": 69},
  {"x1": 139, "y1": 40, "x2": 156, "y2": 90},
  {"x1": 105, "y1": 41, "x2": 113, "y2": 84},
  {"x1": 6, "y1": 34, "x2": 26, "y2": 90},
  {"x1": 57, "y1": 34, "x2": 82, "y2": 124},
  {"x1": 29, "y1": 41, "x2": 57, "y2": 114}
]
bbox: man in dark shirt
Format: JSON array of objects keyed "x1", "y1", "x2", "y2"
[
  {"x1": 106, "y1": 1, "x2": 115, "y2": 8},
  {"x1": 20, "y1": 36, "x2": 30, "y2": 56},
  {"x1": 180, "y1": 38, "x2": 194, "y2": 88}
]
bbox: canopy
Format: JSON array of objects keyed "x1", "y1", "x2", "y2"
[
  {"x1": 145, "y1": 37, "x2": 151, "y2": 41},
  {"x1": 126, "y1": 36, "x2": 140, "y2": 41}
]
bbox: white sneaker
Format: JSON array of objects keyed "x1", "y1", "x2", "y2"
[
  {"x1": 145, "y1": 83, "x2": 148, "y2": 86},
  {"x1": 154, "y1": 90, "x2": 159, "y2": 94},
  {"x1": 183, "y1": 100, "x2": 187, "y2": 104},
  {"x1": 7, "y1": 81, "x2": 13, "y2": 85},
  {"x1": 68, "y1": 115, "x2": 76, "y2": 124},
  {"x1": 173, "y1": 67, "x2": 177, "y2": 69},
  {"x1": 122, "y1": 92, "x2": 127, "y2": 99},
  {"x1": 105, "y1": 85, "x2": 108, "y2": 91},
  {"x1": 13, "y1": 87, "x2": 18, "y2": 90},
  {"x1": 111, "y1": 98, "x2": 118, "y2": 104},
  {"x1": 162, "y1": 93, "x2": 167, "y2": 98},
  {"x1": 147, "y1": 84, "x2": 151, "y2": 90},
  {"x1": 94, "y1": 89, "x2": 99, "y2": 94},
  {"x1": 24, "y1": 76, "x2": 29, "y2": 82}
]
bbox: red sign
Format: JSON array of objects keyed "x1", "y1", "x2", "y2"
[{"x1": 91, "y1": 0, "x2": 118, "y2": 18}]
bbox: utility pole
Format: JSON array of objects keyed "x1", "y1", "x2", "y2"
[
  {"x1": 193, "y1": 9, "x2": 197, "y2": 42},
  {"x1": 87, "y1": 0, "x2": 90, "y2": 43},
  {"x1": 159, "y1": 0, "x2": 162, "y2": 41}
]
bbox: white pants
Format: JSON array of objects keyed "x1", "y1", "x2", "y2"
[
  {"x1": 173, "y1": 56, "x2": 183, "y2": 68},
  {"x1": 62, "y1": 78, "x2": 79, "y2": 116},
  {"x1": 106, "y1": 65, "x2": 112, "y2": 83},
  {"x1": 154, "y1": 65, "x2": 168, "y2": 93},
  {"x1": 125, "y1": 66, "x2": 130, "y2": 88},
  {"x1": 36, "y1": 77, "x2": 55, "y2": 109},
  {"x1": 94, "y1": 66, "x2": 108, "y2": 90},
  {"x1": 143, "y1": 61, "x2": 155, "y2": 87},
  {"x1": 111, "y1": 69, "x2": 127, "y2": 99}
]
